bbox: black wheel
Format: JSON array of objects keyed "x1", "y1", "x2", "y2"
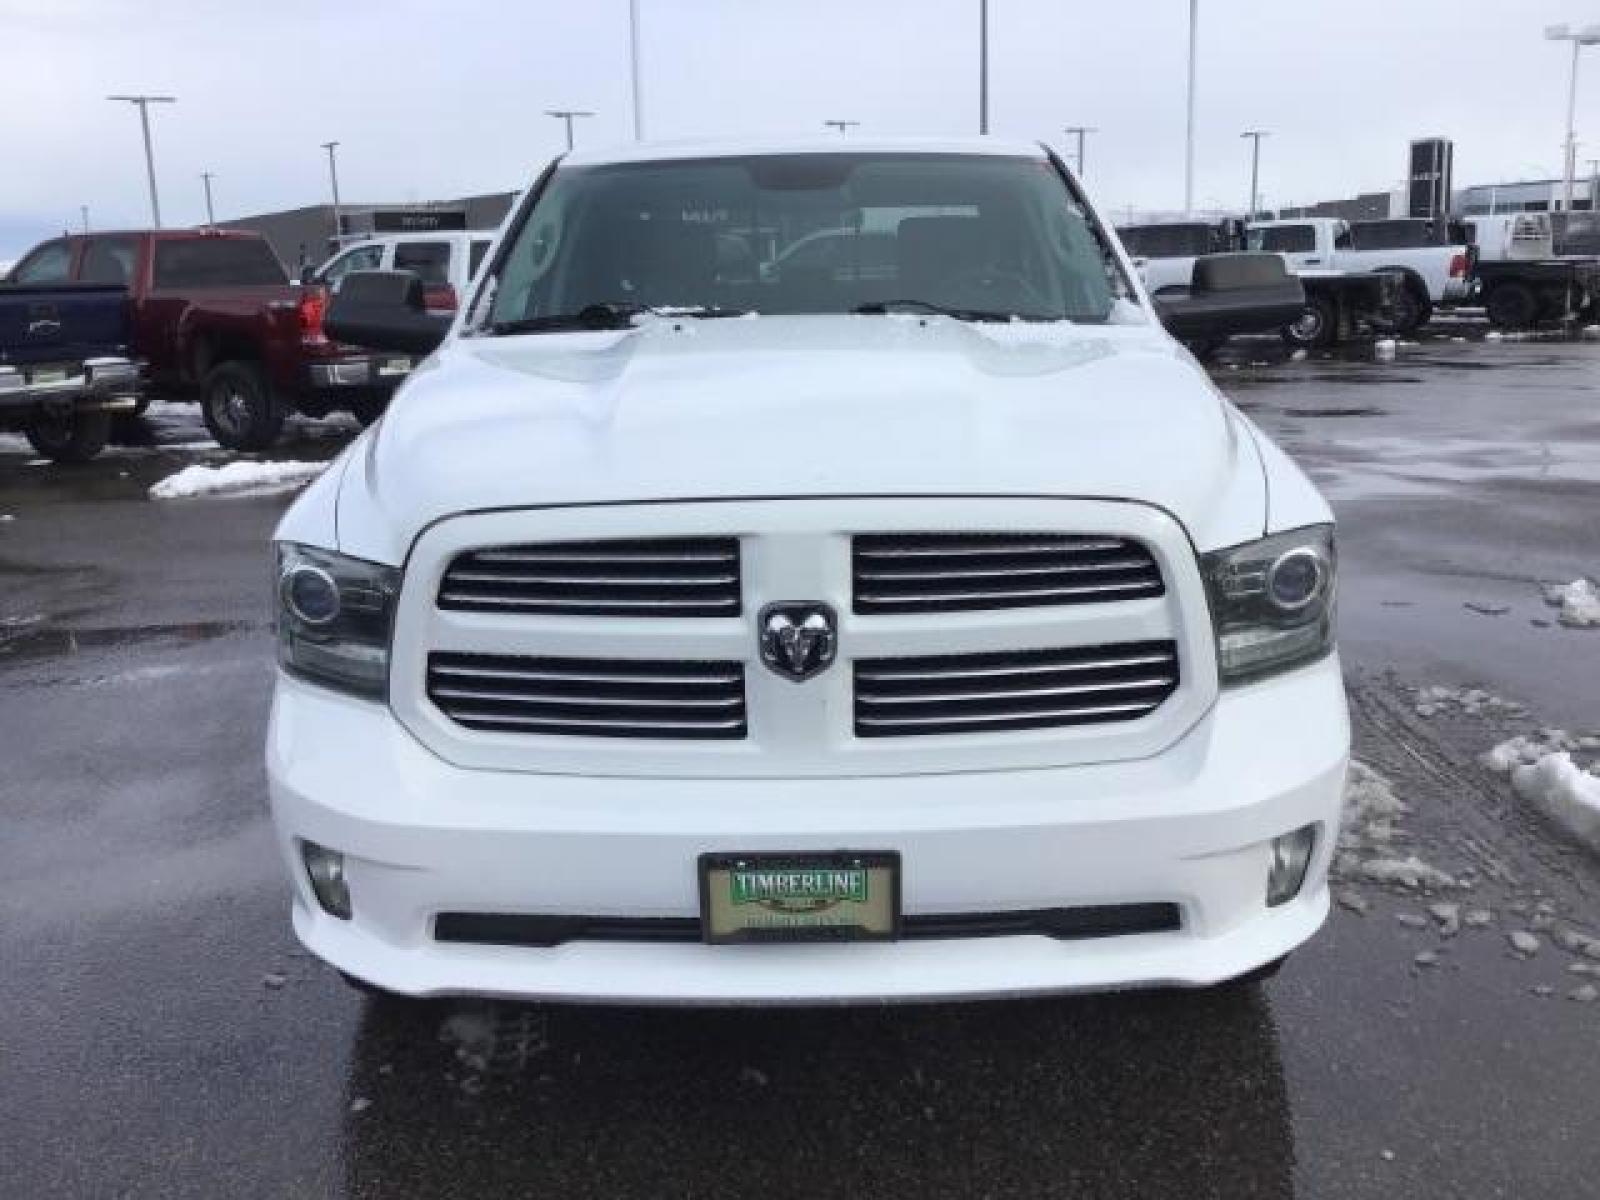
[
  {"x1": 24, "y1": 409, "x2": 112, "y2": 463},
  {"x1": 1485, "y1": 283, "x2": 1538, "y2": 330},
  {"x1": 1281, "y1": 295, "x2": 1337, "y2": 348},
  {"x1": 201, "y1": 361, "x2": 285, "y2": 451},
  {"x1": 349, "y1": 392, "x2": 389, "y2": 428},
  {"x1": 1376, "y1": 283, "x2": 1427, "y2": 335}
]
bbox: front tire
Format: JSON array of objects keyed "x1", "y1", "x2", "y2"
[
  {"x1": 1376, "y1": 282, "x2": 1429, "y2": 336},
  {"x1": 201, "y1": 361, "x2": 285, "y2": 451},
  {"x1": 25, "y1": 409, "x2": 112, "y2": 463},
  {"x1": 1281, "y1": 294, "x2": 1337, "y2": 348}
]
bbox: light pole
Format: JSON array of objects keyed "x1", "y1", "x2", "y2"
[
  {"x1": 200, "y1": 172, "x2": 216, "y2": 225},
  {"x1": 1184, "y1": 0, "x2": 1198, "y2": 213},
  {"x1": 824, "y1": 120, "x2": 859, "y2": 136},
  {"x1": 107, "y1": 95, "x2": 175, "y2": 228},
  {"x1": 978, "y1": 0, "x2": 989, "y2": 135},
  {"x1": 546, "y1": 110, "x2": 595, "y2": 152},
  {"x1": 1063, "y1": 126, "x2": 1096, "y2": 177},
  {"x1": 1240, "y1": 129, "x2": 1269, "y2": 217},
  {"x1": 320, "y1": 141, "x2": 343, "y2": 245},
  {"x1": 629, "y1": 0, "x2": 644, "y2": 140},
  {"x1": 1546, "y1": 24, "x2": 1600, "y2": 215}
]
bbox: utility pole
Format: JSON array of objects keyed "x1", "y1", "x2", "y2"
[
  {"x1": 1063, "y1": 126, "x2": 1096, "y2": 177},
  {"x1": 1546, "y1": 24, "x2": 1600, "y2": 215},
  {"x1": 824, "y1": 120, "x2": 859, "y2": 136},
  {"x1": 978, "y1": 0, "x2": 989, "y2": 134},
  {"x1": 80, "y1": 205, "x2": 90, "y2": 234},
  {"x1": 200, "y1": 172, "x2": 216, "y2": 225},
  {"x1": 1240, "y1": 129, "x2": 1269, "y2": 217},
  {"x1": 320, "y1": 141, "x2": 343, "y2": 245},
  {"x1": 1184, "y1": 0, "x2": 1198, "y2": 213},
  {"x1": 629, "y1": 0, "x2": 644, "y2": 140},
  {"x1": 546, "y1": 109, "x2": 595, "y2": 152},
  {"x1": 107, "y1": 95, "x2": 175, "y2": 228}
]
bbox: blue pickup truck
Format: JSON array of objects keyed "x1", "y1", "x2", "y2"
[{"x1": 0, "y1": 281, "x2": 142, "y2": 461}]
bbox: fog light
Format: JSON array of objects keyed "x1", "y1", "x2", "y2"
[
  {"x1": 301, "y1": 841, "x2": 351, "y2": 919},
  {"x1": 1266, "y1": 825, "x2": 1317, "y2": 907}
]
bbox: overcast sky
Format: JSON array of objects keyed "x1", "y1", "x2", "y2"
[{"x1": 1, "y1": 0, "x2": 1595, "y2": 259}]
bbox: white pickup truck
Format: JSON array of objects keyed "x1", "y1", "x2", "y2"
[
  {"x1": 1247, "y1": 217, "x2": 1471, "y2": 333},
  {"x1": 269, "y1": 138, "x2": 1348, "y2": 1006}
]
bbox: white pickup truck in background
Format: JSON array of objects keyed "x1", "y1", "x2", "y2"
[
  {"x1": 1247, "y1": 217, "x2": 1470, "y2": 333},
  {"x1": 308, "y1": 231, "x2": 495, "y2": 313}
]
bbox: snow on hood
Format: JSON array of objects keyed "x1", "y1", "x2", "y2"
[{"x1": 331, "y1": 315, "x2": 1266, "y2": 563}]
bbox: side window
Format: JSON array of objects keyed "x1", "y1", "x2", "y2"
[
  {"x1": 469, "y1": 239, "x2": 492, "y2": 278},
  {"x1": 80, "y1": 237, "x2": 140, "y2": 285},
  {"x1": 11, "y1": 240, "x2": 73, "y2": 284},
  {"x1": 321, "y1": 244, "x2": 384, "y2": 286},
  {"x1": 393, "y1": 241, "x2": 451, "y2": 286},
  {"x1": 1253, "y1": 225, "x2": 1316, "y2": 254}
]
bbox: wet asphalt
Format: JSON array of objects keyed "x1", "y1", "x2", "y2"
[{"x1": 2, "y1": 328, "x2": 1599, "y2": 1199}]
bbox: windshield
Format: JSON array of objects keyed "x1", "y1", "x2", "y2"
[{"x1": 484, "y1": 153, "x2": 1132, "y2": 328}]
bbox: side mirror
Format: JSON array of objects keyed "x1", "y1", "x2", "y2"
[
  {"x1": 324, "y1": 270, "x2": 451, "y2": 356},
  {"x1": 1153, "y1": 253, "x2": 1306, "y2": 343}
]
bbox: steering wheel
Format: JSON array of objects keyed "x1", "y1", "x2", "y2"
[{"x1": 944, "y1": 265, "x2": 1048, "y2": 311}]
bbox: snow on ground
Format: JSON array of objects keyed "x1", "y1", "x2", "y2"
[
  {"x1": 1511, "y1": 754, "x2": 1600, "y2": 855},
  {"x1": 1482, "y1": 729, "x2": 1600, "y2": 772},
  {"x1": 1541, "y1": 578, "x2": 1600, "y2": 627},
  {"x1": 1413, "y1": 684, "x2": 1524, "y2": 719},
  {"x1": 1334, "y1": 761, "x2": 1459, "y2": 891},
  {"x1": 148, "y1": 460, "x2": 328, "y2": 500}
]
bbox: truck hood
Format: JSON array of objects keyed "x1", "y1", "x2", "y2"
[{"x1": 331, "y1": 315, "x2": 1267, "y2": 563}]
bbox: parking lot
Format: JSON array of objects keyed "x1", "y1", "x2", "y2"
[{"x1": 1, "y1": 324, "x2": 1597, "y2": 1198}]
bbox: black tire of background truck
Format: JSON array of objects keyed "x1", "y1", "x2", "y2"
[
  {"x1": 1484, "y1": 282, "x2": 1538, "y2": 329},
  {"x1": 24, "y1": 409, "x2": 113, "y2": 463},
  {"x1": 201, "y1": 361, "x2": 285, "y2": 451},
  {"x1": 1281, "y1": 294, "x2": 1338, "y2": 348},
  {"x1": 349, "y1": 391, "x2": 389, "y2": 428},
  {"x1": 1376, "y1": 283, "x2": 1428, "y2": 336}
]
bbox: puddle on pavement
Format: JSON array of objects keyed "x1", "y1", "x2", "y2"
[{"x1": 0, "y1": 618, "x2": 258, "y2": 664}]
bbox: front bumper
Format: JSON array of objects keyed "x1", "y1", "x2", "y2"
[
  {"x1": 267, "y1": 655, "x2": 1349, "y2": 1004},
  {"x1": 0, "y1": 358, "x2": 141, "y2": 421}
]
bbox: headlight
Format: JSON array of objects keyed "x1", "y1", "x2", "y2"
[
  {"x1": 1200, "y1": 525, "x2": 1336, "y2": 684},
  {"x1": 275, "y1": 542, "x2": 400, "y2": 699}
]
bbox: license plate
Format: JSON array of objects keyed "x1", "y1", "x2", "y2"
[
  {"x1": 699, "y1": 852, "x2": 900, "y2": 944},
  {"x1": 376, "y1": 358, "x2": 412, "y2": 377}
]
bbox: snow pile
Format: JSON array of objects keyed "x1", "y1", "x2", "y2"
[
  {"x1": 1334, "y1": 761, "x2": 1458, "y2": 891},
  {"x1": 148, "y1": 460, "x2": 327, "y2": 500},
  {"x1": 1541, "y1": 579, "x2": 1600, "y2": 628},
  {"x1": 1511, "y1": 754, "x2": 1600, "y2": 854},
  {"x1": 1481, "y1": 729, "x2": 1600, "y2": 772},
  {"x1": 1414, "y1": 684, "x2": 1523, "y2": 719}
]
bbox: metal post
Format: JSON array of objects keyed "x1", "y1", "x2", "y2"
[
  {"x1": 1064, "y1": 126, "x2": 1095, "y2": 177},
  {"x1": 321, "y1": 142, "x2": 342, "y2": 245},
  {"x1": 108, "y1": 95, "x2": 175, "y2": 228},
  {"x1": 979, "y1": 0, "x2": 989, "y2": 135},
  {"x1": 200, "y1": 172, "x2": 216, "y2": 225},
  {"x1": 545, "y1": 110, "x2": 594, "y2": 152},
  {"x1": 1240, "y1": 130, "x2": 1269, "y2": 217},
  {"x1": 1565, "y1": 39, "x2": 1581, "y2": 214},
  {"x1": 629, "y1": 0, "x2": 644, "y2": 140},
  {"x1": 1184, "y1": 0, "x2": 1198, "y2": 214}
]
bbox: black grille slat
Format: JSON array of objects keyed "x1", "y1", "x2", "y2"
[
  {"x1": 854, "y1": 641, "x2": 1179, "y2": 737},
  {"x1": 428, "y1": 653, "x2": 747, "y2": 739},
  {"x1": 441, "y1": 537, "x2": 741, "y2": 617},
  {"x1": 434, "y1": 903, "x2": 1182, "y2": 948},
  {"x1": 853, "y1": 533, "x2": 1164, "y2": 614}
]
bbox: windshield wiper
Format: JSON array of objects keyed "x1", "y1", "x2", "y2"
[
  {"x1": 487, "y1": 301, "x2": 748, "y2": 336},
  {"x1": 852, "y1": 299, "x2": 1061, "y2": 323}
]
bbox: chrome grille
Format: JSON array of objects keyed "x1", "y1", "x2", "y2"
[
  {"x1": 438, "y1": 537, "x2": 740, "y2": 617},
  {"x1": 854, "y1": 641, "x2": 1179, "y2": 737},
  {"x1": 427, "y1": 653, "x2": 747, "y2": 739},
  {"x1": 852, "y1": 533, "x2": 1163, "y2": 614}
]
